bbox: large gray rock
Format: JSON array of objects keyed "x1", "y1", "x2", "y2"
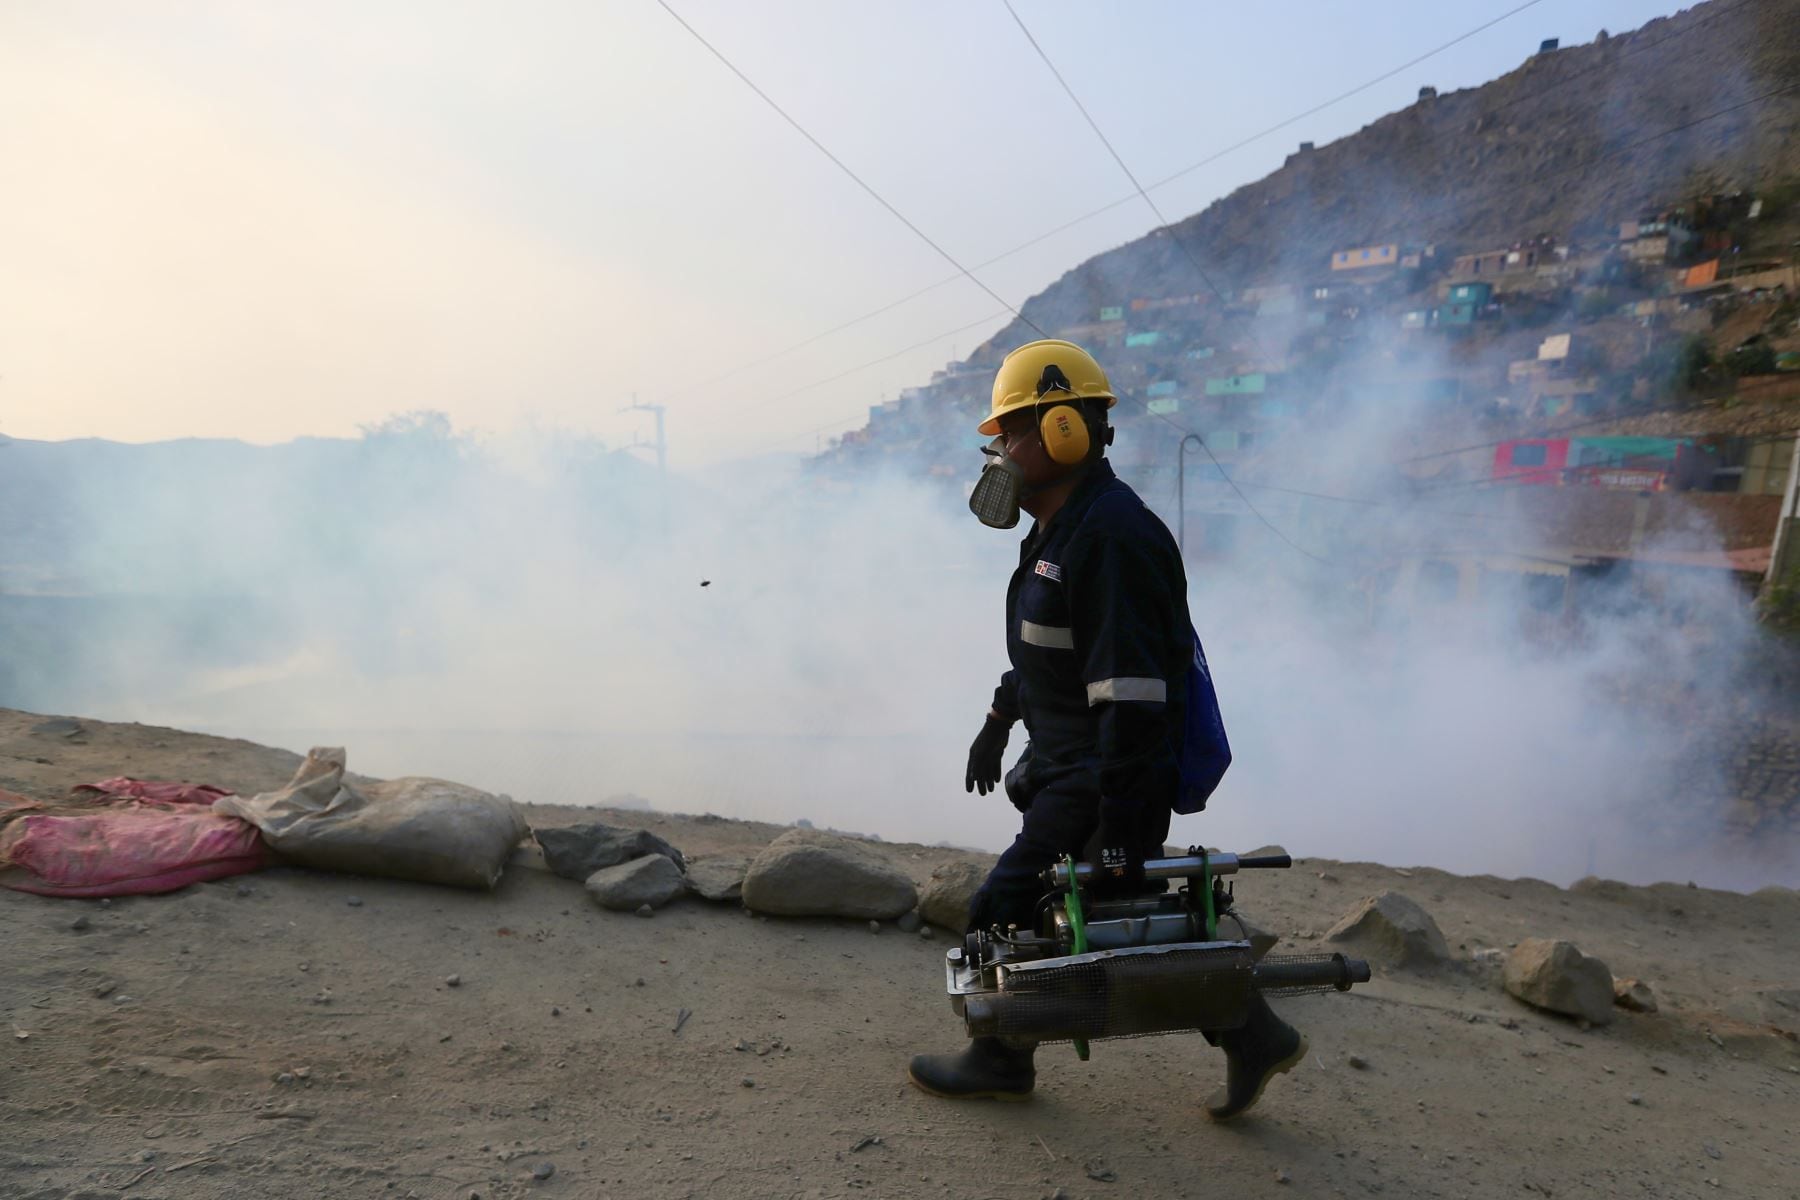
[
  {"x1": 918, "y1": 861, "x2": 989, "y2": 931},
  {"x1": 584, "y1": 854, "x2": 686, "y2": 912},
  {"x1": 685, "y1": 856, "x2": 750, "y2": 903},
  {"x1": 740, "y1": 829, "x2": 917, "y2": 919},
  {"x1": 1325, "y1": 891, "x2": 1450, "y2": 968},
  {"x1": 537, "y1": 823, "x2": 685, "y2": 881},
  {"x1": 1504, "y1": 938, "x2": 1615, "y2": 1024}
]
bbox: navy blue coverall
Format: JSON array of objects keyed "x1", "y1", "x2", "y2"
[{"x1": 965, "y1": 459, "x2": 1193, "y2": 935}]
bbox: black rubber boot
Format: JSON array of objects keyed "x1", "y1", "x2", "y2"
[
  {"x1": 1204, "y1": 996, "x2": 1307, "y2": 1122},
  {"x1": 907, "y1": 1037, "x2": 1036, "y2": 1101}
]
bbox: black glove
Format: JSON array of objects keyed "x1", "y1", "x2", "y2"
[
  {"x1": 964, "y1": 714, "x2": 1011, "y2": 796},
  {"x1": 1087, "y1": 804, "x2": 1145, "y2": 900}
]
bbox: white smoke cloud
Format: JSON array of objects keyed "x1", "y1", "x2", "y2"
[
  {"x1": 6, "y1": 394, "x2": 1790, "y2": 893},
  {"x1": 5, "y1": 4, "x2": 1790, "y2": 891}
]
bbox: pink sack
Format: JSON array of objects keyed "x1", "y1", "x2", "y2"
[
  {"x1": 73, "y1": 778, "x2": 234, "y2": 806},
  {"x1": 0, "y1": 790, "x2": 270, "y2": 898}
]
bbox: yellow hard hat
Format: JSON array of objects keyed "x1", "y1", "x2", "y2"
[{"x1": 979, "y1": 339, "x2": 1117, "y2": 435}]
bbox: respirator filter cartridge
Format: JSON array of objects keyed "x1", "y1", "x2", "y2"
[{"x1": 969, "y1": 440, "x2": 1025, "y2": 529}]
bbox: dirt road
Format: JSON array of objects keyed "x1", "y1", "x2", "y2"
[{"x1": 2, "y1": 708, "x2": 1796, "y2": 1199}]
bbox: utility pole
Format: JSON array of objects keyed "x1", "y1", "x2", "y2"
[
  {"x1": 1765, "y1": 435, "x2": 1800, "y2": 596},
  {"x1": 1176, "y1": 434, "x2": 1205, "y2": 556},
  {"x1": 619, "y1": 395, "x2": 670, "y2": 537},
  {"x1": 620, "y1": 396, "x2": 667, "y2": 474}
]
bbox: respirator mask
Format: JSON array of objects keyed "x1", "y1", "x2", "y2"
[{"x1": 968, "y1": 436, "x2": 1027, "y2": 529}]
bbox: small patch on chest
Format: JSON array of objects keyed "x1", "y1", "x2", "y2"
[{"x1": 1033, "y1": 559, "x2": 1063, "y2": 582}]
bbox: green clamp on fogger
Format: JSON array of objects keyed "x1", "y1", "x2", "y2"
[{"x1": 944, "y1": 847, "x2": 1370, "y2": 1056}]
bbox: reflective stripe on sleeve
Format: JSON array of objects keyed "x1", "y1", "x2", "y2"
[
  {"x1": 1086, "y1": 676, "x2": 1167, "y2": 705},
  {"x1": 1020, "y1": 621, "x2": 1075, "y2": 649}
]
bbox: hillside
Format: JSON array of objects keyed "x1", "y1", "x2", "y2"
[
  {"x1": 985, "y1": 0, "x2": 1800, "y2": 354},
  {"x1": 820, "y1": 0, "x2": 1800, "y2": 496}
]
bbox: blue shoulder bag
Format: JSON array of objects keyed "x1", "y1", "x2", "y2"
[{"x1": 1174, "y1": 623, "x2": 1231, "y2": 814}]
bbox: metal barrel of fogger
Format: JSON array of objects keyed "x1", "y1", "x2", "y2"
[
  {"x1": 961, "y1": 946, "x2": 1370, "y2": 1041},
  {"x1": 1045, "y1": 852, "x2": 1292, "y2": 889}
]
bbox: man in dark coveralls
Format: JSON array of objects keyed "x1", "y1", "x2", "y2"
[{"x1": 906, "y1": 339, "x2": 1306, "y2": 1120}]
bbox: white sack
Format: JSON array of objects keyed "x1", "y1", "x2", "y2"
[{"x1": 215, "y1": 746, "x2": 528, "y2": 890}]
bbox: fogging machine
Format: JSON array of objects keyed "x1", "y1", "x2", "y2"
[{"x1": 945, "y1": 847, "x2": 1370, "y2": 1056}]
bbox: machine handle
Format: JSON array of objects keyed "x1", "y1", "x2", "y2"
[{"x1": 1043, "y1": 850, "x2": 1292, "y2": 888}]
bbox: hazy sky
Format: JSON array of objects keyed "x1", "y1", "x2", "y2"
[{"x1": 2, "y1": 0, "x2": 1689, "y2": 465}]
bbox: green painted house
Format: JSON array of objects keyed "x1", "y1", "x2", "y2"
[{"x1": 1438, "y1": 280, "x2": 1493, "y2": 326}]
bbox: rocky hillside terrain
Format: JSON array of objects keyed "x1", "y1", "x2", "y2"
[
  {"x1": 816, "y1": 0, "x2": 1800, "y2": 493},
  {"x1": 981, "y1": 0, "x2": 1800, "y2": 354},
  {"x1": 3, "y1": 709, "x2": 1796, "y2": 1199}
]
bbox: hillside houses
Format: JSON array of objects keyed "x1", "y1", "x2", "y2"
[
  {"x1": 1331, "y1": 243, "x2": 1400, "y2": 271},
  {"x1": 1448, "y1": 235, "x2": 1566, "y2": 288},
  {"x1": 819, "y1": 181, "x2": 1800, "y2": 619}
]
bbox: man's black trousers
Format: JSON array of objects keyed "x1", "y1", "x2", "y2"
[{"x1": 964, "y1": 750, "x2": 1172, "y2": 936}]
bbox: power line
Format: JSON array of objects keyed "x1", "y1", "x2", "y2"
[
  {"x1": 999, "y1": 0, "x2": 1229, "y2": 300},
  {"x1": 1281, "y1": 72, "x2": 1800, "y2": 482},
  {"x1": 743, "y1": 309, "x2": 1010, "y2": 454},
  {"x1": 730, "y1": 0, "x2": 1591, "y2": 557},
  {"x1": 656, "y1": 205, "x2": 1136, "y2": 406},
  {"x1": 1004, "y1": 0, "x2": 1340, "y2": 565},
  {"x1": 659, "y1": 276, "x2": 989, "y2": 404},
  {"x1": 711, "y1": 0, "x2": 1762, "y2": 417},
  {"x1": 757, "y1": 309, "x2": 1009, "y2": 410},
  {"x1": 1462, "y1": 0, "x2": 1758, "y2": 125},
  {"x1": 655, "y1": 0, "x2": 1044, "y2": 339},
  {"x1": 657, "y1": 0, "x2": 1788, "y2": 546},
  {"x1": 1538, "y1": 79, "x2": 1800, "y2": 189},
  {"x1": 1138, "y1": 1, "x2": 1772, "y2": 232},
  {"x1": 660, "y1": 0, "x2": 1762, "y2": 421},
  {"x1": 1206, "y1": 477, "x2": 1521, "y2": 523},
  {"x1": 1137, "y1": 0, "x2": 1548, "y2": 195},
  {"x1": 655, "y1": 0, "x2": 1556, "y2": 404},
  {"x1": 1031, "y1": 27, "x2": 1797, "y2": 326},
  {"x1": 656, "y1": 0, "x2": 1276, "y2": 518},
  {"x1": 1001, "y1": 3, "x2": 1797, "y2": 557}
]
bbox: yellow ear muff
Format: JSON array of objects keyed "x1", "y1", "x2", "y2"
[{"x1": 1040, "y1": 404, "x2": 1090, "y2": 465}]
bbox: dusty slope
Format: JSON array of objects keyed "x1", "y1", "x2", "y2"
[
  {"x1": 976, "y1": 0, "x2": 1800, "y2": 353},
  {"x1": 2, "y1": 708, "x2": 1797, "y2": 1200}
]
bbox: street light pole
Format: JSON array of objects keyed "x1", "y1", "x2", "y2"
[{"x1": 1176, "y1": 434, "x2": 1205, "y2": 556}]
